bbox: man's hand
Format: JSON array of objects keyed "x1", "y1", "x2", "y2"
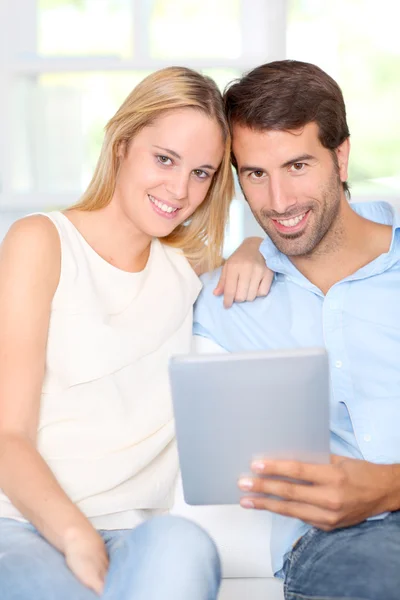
[{"x1": 238, "y1": 455, "x2": 399, "y2": 531}]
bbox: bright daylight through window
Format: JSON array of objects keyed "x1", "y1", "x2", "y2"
[{"x1": 0, "y1": 0, "x2": 398, "y2": 245}]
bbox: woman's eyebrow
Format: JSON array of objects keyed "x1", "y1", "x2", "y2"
[
  {"x1": 153, "y1": 145, "x2": 181, "y2": 159},
  {"x1": 152, "y1": 145, "x2": 218, "y2": 171}
]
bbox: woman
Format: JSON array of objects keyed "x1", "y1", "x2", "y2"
[{"x1": 0, "y1": 67, "x2": 270, "y2": 600}]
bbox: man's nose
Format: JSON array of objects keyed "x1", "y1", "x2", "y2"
[{"x1": 268, "y1": 176, "x2": 295, "y2": 214}]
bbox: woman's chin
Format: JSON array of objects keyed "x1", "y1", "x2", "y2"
[{"x1": 142, "y1": 221, "x2": 181, "y2": 239}]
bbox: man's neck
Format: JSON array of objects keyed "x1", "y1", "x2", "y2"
[{"x1": 290, "y1": 201, "x2": 393, "y2": 295}]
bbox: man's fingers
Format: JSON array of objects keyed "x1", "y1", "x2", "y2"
[
  {"x1": 239, "y1": 476, "x2": 313, "y2": 502},
  {"x1": 330, "y1": 454, "x2": 346, "y2": 465},
  {"x1": 250, "y1": 459, "x2": 334, "y2": 485},
  {"x1": 239, "y1": 495, "x2": 338, "y2": 529},
  {"x1": 238, "y1": 475, "x2": 345, "y2": 512}
]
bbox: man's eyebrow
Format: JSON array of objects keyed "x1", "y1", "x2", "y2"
[
  {"x1": 152, "y1": 146, "x2": 217, "y2": 171},
  {"x1": 239, "y1": 165, "x2": 264, "y2": 175},
  {"x1": 281, "y1": 154, "x2": 316, "y2": 168},
  {"x1": 239, "y1": 154, "x2": 317, "y2": 175}
]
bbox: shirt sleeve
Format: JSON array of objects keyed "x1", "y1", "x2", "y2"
[
  {"x1": 192, "y1": 269, "x2": 231, "y2": 349},
  {"x1": 193, "y1": 268, "x2": 264, "y2": 352}
]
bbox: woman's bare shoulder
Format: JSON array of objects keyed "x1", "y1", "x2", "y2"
[
  {"x1": 4, "y1": 213, "x2": 58, "y2": 241},
  {"x1": 0, "y1": 215, "x2": 61, "y2": 291}
]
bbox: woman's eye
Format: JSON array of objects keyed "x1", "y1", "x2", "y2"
[
  {"x1": 157, "y1": 155, "x2": 172, "y2": 165},
  {"x1": 193, "y1": 169, "x2": 208, "y2": 179}
]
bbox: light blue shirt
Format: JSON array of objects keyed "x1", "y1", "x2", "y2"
[{"x1": 193, "y1": 201, "x2": 400, "y2": 576}]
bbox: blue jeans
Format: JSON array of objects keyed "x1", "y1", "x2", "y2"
[
  {"x1": 0, "y1": 515, "x2": 221, "y2": 600},
  {"x1": 283, "y1": 510, "x2": 400, "y2": 600}
]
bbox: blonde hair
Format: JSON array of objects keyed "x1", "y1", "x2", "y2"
[{"x1": 74, "y1": 67, "x2": 234, "y2": 270}]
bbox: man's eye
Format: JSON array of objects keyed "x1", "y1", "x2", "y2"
[
  {"x1": 157, "y1": 155, "x2": 172, "y2": 165},
  {"x1": 291, "y1": 162, "x2": 305, "y2": 172},
  {"x1": 250, "y1": 170, "x2": 265, "y2": 179}
]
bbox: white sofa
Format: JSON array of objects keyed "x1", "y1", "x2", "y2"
[{"x1": 172, "y1": 479, "x2": 284, "y2": 600}]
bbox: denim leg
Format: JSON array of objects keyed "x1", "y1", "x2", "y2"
[
  {"x1": 102, "y1": 515, "x2": 221, "y2": 600},
  {"x1": 283, "y1": 511, "x2": 400, "y2": 600},
  {"x1": 0, "y1": 518, "x2": 98, "y2": 600}
]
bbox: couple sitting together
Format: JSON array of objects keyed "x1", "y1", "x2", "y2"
[{"x1": 0, "y1": 59, "x2": 399, "y2": 600}]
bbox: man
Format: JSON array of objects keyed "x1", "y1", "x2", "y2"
[{"x1": 193, "y1": 60, "x2": 400, "y2": 600}]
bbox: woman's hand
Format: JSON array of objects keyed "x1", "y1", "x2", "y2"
[
  {"x1": 64, "y1": 526, "x2": 109, "y2": 595},
  {"x1": 214, "y1": 237, "x2": 273, "y2": 308}
]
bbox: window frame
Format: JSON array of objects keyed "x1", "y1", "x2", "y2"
[{"x1": 0, "y1": 0, "x2": 287, "y2": 214}]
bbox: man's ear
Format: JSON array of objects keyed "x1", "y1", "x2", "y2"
[{"x1": 335, "y1": 137, "x2": 350, "y2": 183}]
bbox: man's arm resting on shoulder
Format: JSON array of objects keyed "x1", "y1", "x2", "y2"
[{"x1": 238, "y1": 454, "x2": 400, "y2": 531}]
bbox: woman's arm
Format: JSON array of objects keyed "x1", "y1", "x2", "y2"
[
  {"x1": 213, "y1": 237, "x2": 274, "y2": 308},
  {"x1": 0, "y1": 216, "x2": 107, "y2": 594}
]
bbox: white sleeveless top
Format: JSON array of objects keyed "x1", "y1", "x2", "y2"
[{"x1": 0, "y1": 211, "x2": 202, "y2": 529}]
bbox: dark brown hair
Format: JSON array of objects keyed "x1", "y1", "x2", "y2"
[{"x1": 224, "y1": 60, "x2": 350, "y2": 195}]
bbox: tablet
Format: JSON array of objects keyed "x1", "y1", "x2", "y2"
[{"x1": 169, "y1": 347, "x2": 330, "y2": 505}]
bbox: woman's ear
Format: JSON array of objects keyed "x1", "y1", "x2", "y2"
[{"x1": 117, "y1": 140, "x2": 127, "y2": 159}]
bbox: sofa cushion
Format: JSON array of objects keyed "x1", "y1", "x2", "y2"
[
  {"x1": 172, "y1": 478, "x2": 274, "y2": 578},
  {"x1": 219, "y1": 578, "x2": 284, "y2": 600}
]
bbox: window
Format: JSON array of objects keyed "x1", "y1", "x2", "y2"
[
  {"x1": 1, "y1": 0, "x2": 398, "y2": 245},
  {"x1": 287, "y1": 0, "x2": 400, "y2": 206},
  {"x1": 0, "y1": 0, "x2": 286, "y2": 247}
]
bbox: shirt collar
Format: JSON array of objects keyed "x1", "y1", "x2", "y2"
[{"x1": 259, "y1": 201, "x2": 400, "y2": 279}]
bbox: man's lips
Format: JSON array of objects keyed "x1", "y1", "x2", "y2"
[{"x1": 271, "y1": 210, "x2": 311, "y2": 234}]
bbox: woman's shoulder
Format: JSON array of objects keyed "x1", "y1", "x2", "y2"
[
  {"x1": 157, "y1": 240, "x2": 197, "y2": 275},
  {"x1": 0, "y1": 215, "x2": 61, "y2": 297},
  {"x1": 155, "y1": 240, "x2": 202, "y2": 297},
  {"x1": 1, "y1": 214, "x2": 60, "y2": 260}
]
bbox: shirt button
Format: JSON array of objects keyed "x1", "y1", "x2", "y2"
[
  {"x1": 335, "y1": 360, "x2": 343, "y2": 368},
  {"x1": 363, "y1": 434, "x2": 372, "y2": 442}
]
